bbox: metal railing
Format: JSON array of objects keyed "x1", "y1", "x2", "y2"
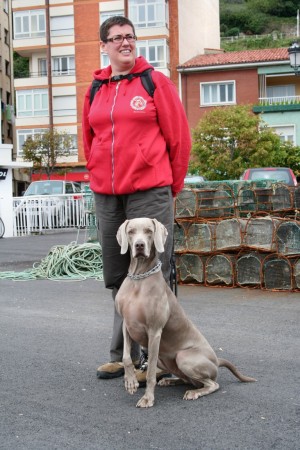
[
  {"x1": 258, "y1": 95, "x2": 300, "y2": 105},
  {"x1": 13, "y1": 193, "x2": 95, "y2": 237}
]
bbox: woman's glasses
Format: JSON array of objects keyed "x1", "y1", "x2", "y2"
[{"x1": 105, "y1": 34, "x2": 137, "y2": 44}]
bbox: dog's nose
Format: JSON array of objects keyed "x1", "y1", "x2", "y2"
[{"x1": 135, "y1": 241, "x2": 145, "y2": 252}]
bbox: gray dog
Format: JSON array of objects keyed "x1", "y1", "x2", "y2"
[{"x1": 115, "y1": 218, "x2": 256, "y2": 408}]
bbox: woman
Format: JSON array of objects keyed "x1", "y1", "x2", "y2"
[{"x1": 82, "y1": 16, "x2": 191, "y2": 381}]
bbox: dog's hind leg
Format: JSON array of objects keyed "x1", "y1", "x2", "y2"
[
  {"x1": 123, "y1": 321, "x2": 139, "y2": 395},
  {"x1": 183, "y1": 378, "x2": 219, "y2": 400},
  {"x1": 175, "y1": 349, "x2": 220, "y2": 400}
]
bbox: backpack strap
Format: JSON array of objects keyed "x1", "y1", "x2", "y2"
[
  {"x1": 140, "y1": 69, "x2": 155, "y2": 98},
  {"x1": 89, "y1": 68, "x2": 156, "y2": 106},
  {"x1": 89, "y1": 79, "x2": 108, "y2": 105}
]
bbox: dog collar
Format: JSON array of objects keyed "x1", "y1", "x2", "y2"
[{"x1": 127, "y1": 260, "x2": 162, "y2": 280}]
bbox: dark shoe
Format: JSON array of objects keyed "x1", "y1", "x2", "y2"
[
  {"x1": 96, "y1": 361, "x2": 124, "y2": 379},
  {"x1": 135, "y1": 350, "x2": 171, "y2": 387}
]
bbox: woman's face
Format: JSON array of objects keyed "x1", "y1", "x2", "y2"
[{"x1": 101, "y1": 24, "x2": 136, "y2": 73}]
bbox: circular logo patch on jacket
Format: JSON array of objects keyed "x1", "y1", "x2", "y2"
[{"x1": 130, "y1": 96, "x2": 147, "y2": 111}]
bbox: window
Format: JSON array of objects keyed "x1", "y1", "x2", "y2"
[
  {"x1": 14, "y1": 10, "x2": 45, "y2": 39},
  {"x1": 5, "y1": 60, "x2": 10, "y2": 77},
  {"x1": 53, "y1": 95, "x2": 76, "y2": 116},
  {"x1": 200, "y1": 81, "x2": 236, "y2": 106},
  {"x1": 267, "y1": 85, "x2": 295, "y2": 99},
  {"x1": 4, "y1": 28, "x2": 9, "y2": 45},
  {"x1": 136, "y1": 39, "x2": 168, "y2": 68},
  {"x1": 38, "y1": 58, "x2": 47, "y2": 77},
  {"x1": 16, "y1": 89, "x2": 48, "y2": 117},
  {"x1": 52, "y1": 56, "x2": 75, "y2": 76},
  {"x1": 129, "y1": 0, "x2": 167, "y2": 28},
  {"x1": 100, "y1": 10, "x2": 124, "y2": 25},
  {"x1": 70, "y1": 134, "x2": 77, "y2": 152},
  {"x1": 270, "y1": 125, "x2": 295, "y2": 144},
  {"x1": 17, "y1": 128, "x2": 47, "y2": 156},
  {"x1": 50, "y1": 15, "x2": 74, "y2": 37},
  {"x1": 101, "y1": 53, "x2": 110, "y2": 68}
]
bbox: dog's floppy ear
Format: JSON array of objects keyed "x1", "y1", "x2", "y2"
[
  {"x1": 152, "y1": 218, "x2": 168, "y2": 253},
  {"x1": 116, "y1": 220, "x2": 130, "y2": 254}
]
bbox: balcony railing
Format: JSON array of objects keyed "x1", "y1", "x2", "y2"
[
  {"x1": 259, "y1": 96, "x2": 300, "y2": 106},
  {"x1": 14, "y1": 70, "x2": 75, "y2": 79},
  {"x1": 253, "y1": 95, "x2": 300, "y2": 113}
]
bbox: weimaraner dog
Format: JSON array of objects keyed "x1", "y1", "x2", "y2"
[{"x1": 115, "y1": 218, "x2": 256, "y2": 408}]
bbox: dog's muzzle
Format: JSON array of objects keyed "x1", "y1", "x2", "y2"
[{"x1": 133, "y1": 240, "x2": 147, "y2": 257}]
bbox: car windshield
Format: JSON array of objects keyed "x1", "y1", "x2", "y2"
[
  {"x1": 25, "y1": 181, "x2": 64, "y2": 195},
  {"x1": 250, "y1": 170, "x2": 290, "y2": 184}
]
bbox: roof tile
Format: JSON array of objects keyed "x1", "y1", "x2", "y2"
[{"x1": 179, "y1": 47, "x2": 289, "y2": 68}]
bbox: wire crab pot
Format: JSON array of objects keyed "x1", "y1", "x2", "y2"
[
  {"x1": 176, "y1": 253, "x2": 205, "y2": 285},
  {"x1": 236, "y1": 251, "x2": 264, "y2": 289},
  {"x1": 275, "y1": 219, "x2": 300, "y2": 256},
  {"x1": 196, "y1": 183, "x2": 235, "y2": 219},
  {"x1": 214, "y1": 218, "x2": 246, "y2": 252},
  {"x1": 242, "y1": 215, "x2": 279, "y2": 252},
  {"x1": 262, "y1": 254, "x2": 294, "y2": 291},
  {"x1": 205, "y1": 253, "x2": 236, "y2": 288}
]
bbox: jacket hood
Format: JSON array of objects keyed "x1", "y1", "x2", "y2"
[{"x1": 93, "y1": 56, "x2": 153, "y2": 81}]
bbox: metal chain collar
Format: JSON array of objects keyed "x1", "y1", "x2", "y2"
[{"x1": 127, "y1": 260, "x2": 162, "y2": 280}]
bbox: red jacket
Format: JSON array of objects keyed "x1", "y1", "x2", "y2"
[{"x1": 82, "y1": 56, "x2": 191, "y2": 197}]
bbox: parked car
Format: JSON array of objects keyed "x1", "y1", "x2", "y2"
[
  {"x1": 16, "y1": 180, "x2": 83, "y2": 230},
  {"x1": 184, "y1": 175, "x2": 206, "y2": 186},
  {"x1": 23, "y1": 180, "x2": 82, "y2": 196},
  {"x1": 240, "y1": 167, "x2": 297, "y2": 187}
]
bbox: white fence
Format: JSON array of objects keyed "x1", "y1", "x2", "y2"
[{"x1": 13, "y1": 193, "x2": 95, "y2": 237}]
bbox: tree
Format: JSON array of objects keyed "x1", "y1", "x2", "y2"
[
  {"x1": 22, "y1": 129, "x2": 74, "y2": 179},
  {"x1": 190, "y1": 105, "x2": 300, "y2": 180},
  {"x1": 13, "y1": 52, "x2": 29, "y2": 78}
]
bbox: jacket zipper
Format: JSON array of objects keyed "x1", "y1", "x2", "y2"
[{"x1": 110, "y1": 82, "x2": 120, "y2": 194}]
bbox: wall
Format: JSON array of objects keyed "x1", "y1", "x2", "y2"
[{"x1": 182, "y1": 68, "x2": 259, "y2": 129}]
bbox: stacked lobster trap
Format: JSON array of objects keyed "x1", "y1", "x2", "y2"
[{"x1": 174, "y1": 180, "x2": 300, "y2": 292}]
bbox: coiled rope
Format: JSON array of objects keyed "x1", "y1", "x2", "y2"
[{"x1": 0, "y1": 242, "x2": 103, "y2": 281}]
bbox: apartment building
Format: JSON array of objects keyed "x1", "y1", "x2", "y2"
[
  {"x1": 12, "y1": 0, "x2": 220, "y2": 188},
  {"x1": 0, "y1": 0, "x2": 13, "y2": 146}
]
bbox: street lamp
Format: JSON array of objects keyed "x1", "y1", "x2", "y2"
[{"x1": 288, "y1": 42, "x2": 300, "y2": 75}]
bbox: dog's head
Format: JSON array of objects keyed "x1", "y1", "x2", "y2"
[{"x1": 116, "y1": 218, "x2": 168, "y2": 258}]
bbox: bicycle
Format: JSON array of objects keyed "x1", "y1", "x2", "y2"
[{"x1": 0, "y1": 216, "x2": 5, "y2": 238}]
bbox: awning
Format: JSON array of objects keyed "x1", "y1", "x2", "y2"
[{"x1": 32, "y1": 171, "x2": 90, "y2": 182}]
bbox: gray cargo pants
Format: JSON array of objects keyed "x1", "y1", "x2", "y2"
[{"x1": 94, "y1": 186, "x2": 174, "y2": 363}]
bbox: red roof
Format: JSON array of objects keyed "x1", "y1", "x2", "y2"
[{"x1": 179, "y1": 47, "x2": 289, "y2": 69}]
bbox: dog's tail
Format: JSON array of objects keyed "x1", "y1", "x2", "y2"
[{"x1": 218, "y1": 358, "x2": 257, "y2": 382}]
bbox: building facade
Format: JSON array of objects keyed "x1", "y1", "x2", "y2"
[
  {"x1": 178, "y1": 48, "x2": 300, "y2": 146},
  {"x1": 0, "y1": 0, "x2": 14, "y2": 146},
  {"x1": 12, "y1": 0, "x2": 220, "y2": 189}
]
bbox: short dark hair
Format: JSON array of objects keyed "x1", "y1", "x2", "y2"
[{"x1": 100, "y1": 16, "x2": 136, "y2": 42}]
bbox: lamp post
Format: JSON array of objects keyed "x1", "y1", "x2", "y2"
[{"x1": 288, "y1": 42, "x2": 300, "y2": 75}]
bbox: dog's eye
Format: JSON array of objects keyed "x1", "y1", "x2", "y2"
[
  {"x1": 128, "y1": 229, "x2": 135, "y2": 235},
  {"x1": 144, "y1": 228, "x2": 153, "y2": 234}
]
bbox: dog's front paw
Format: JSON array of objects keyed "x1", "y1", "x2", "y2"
[
  {"x1": 136, "y1": 394, "x2": 154, "y2": 408},
  {"x1": 125, "y1": 376, "x2": 139, "y2": 395}
]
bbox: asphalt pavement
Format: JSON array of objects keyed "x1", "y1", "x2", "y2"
[{"x1": 0, "y1": 230, "x2": 300, "y2": 450}]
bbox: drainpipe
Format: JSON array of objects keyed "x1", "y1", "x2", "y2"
[
  {"x1": 124, "y1": 0, "x2": 128, "y2": 17},
  {"x1": 45, "y1": 0, "x2": 53, "y2": 128}
]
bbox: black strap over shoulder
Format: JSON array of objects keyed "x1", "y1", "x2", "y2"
[{"x1": 89, "y1": 68, "x2": 155, "y2": 105}]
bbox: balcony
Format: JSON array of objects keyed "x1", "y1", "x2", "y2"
[
  {"x1": 14, "y1": 70, "x2": 76, "y2": 89},
  {"x1": 253, "y1": 96, "x2": 300, "y2": 113}
]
